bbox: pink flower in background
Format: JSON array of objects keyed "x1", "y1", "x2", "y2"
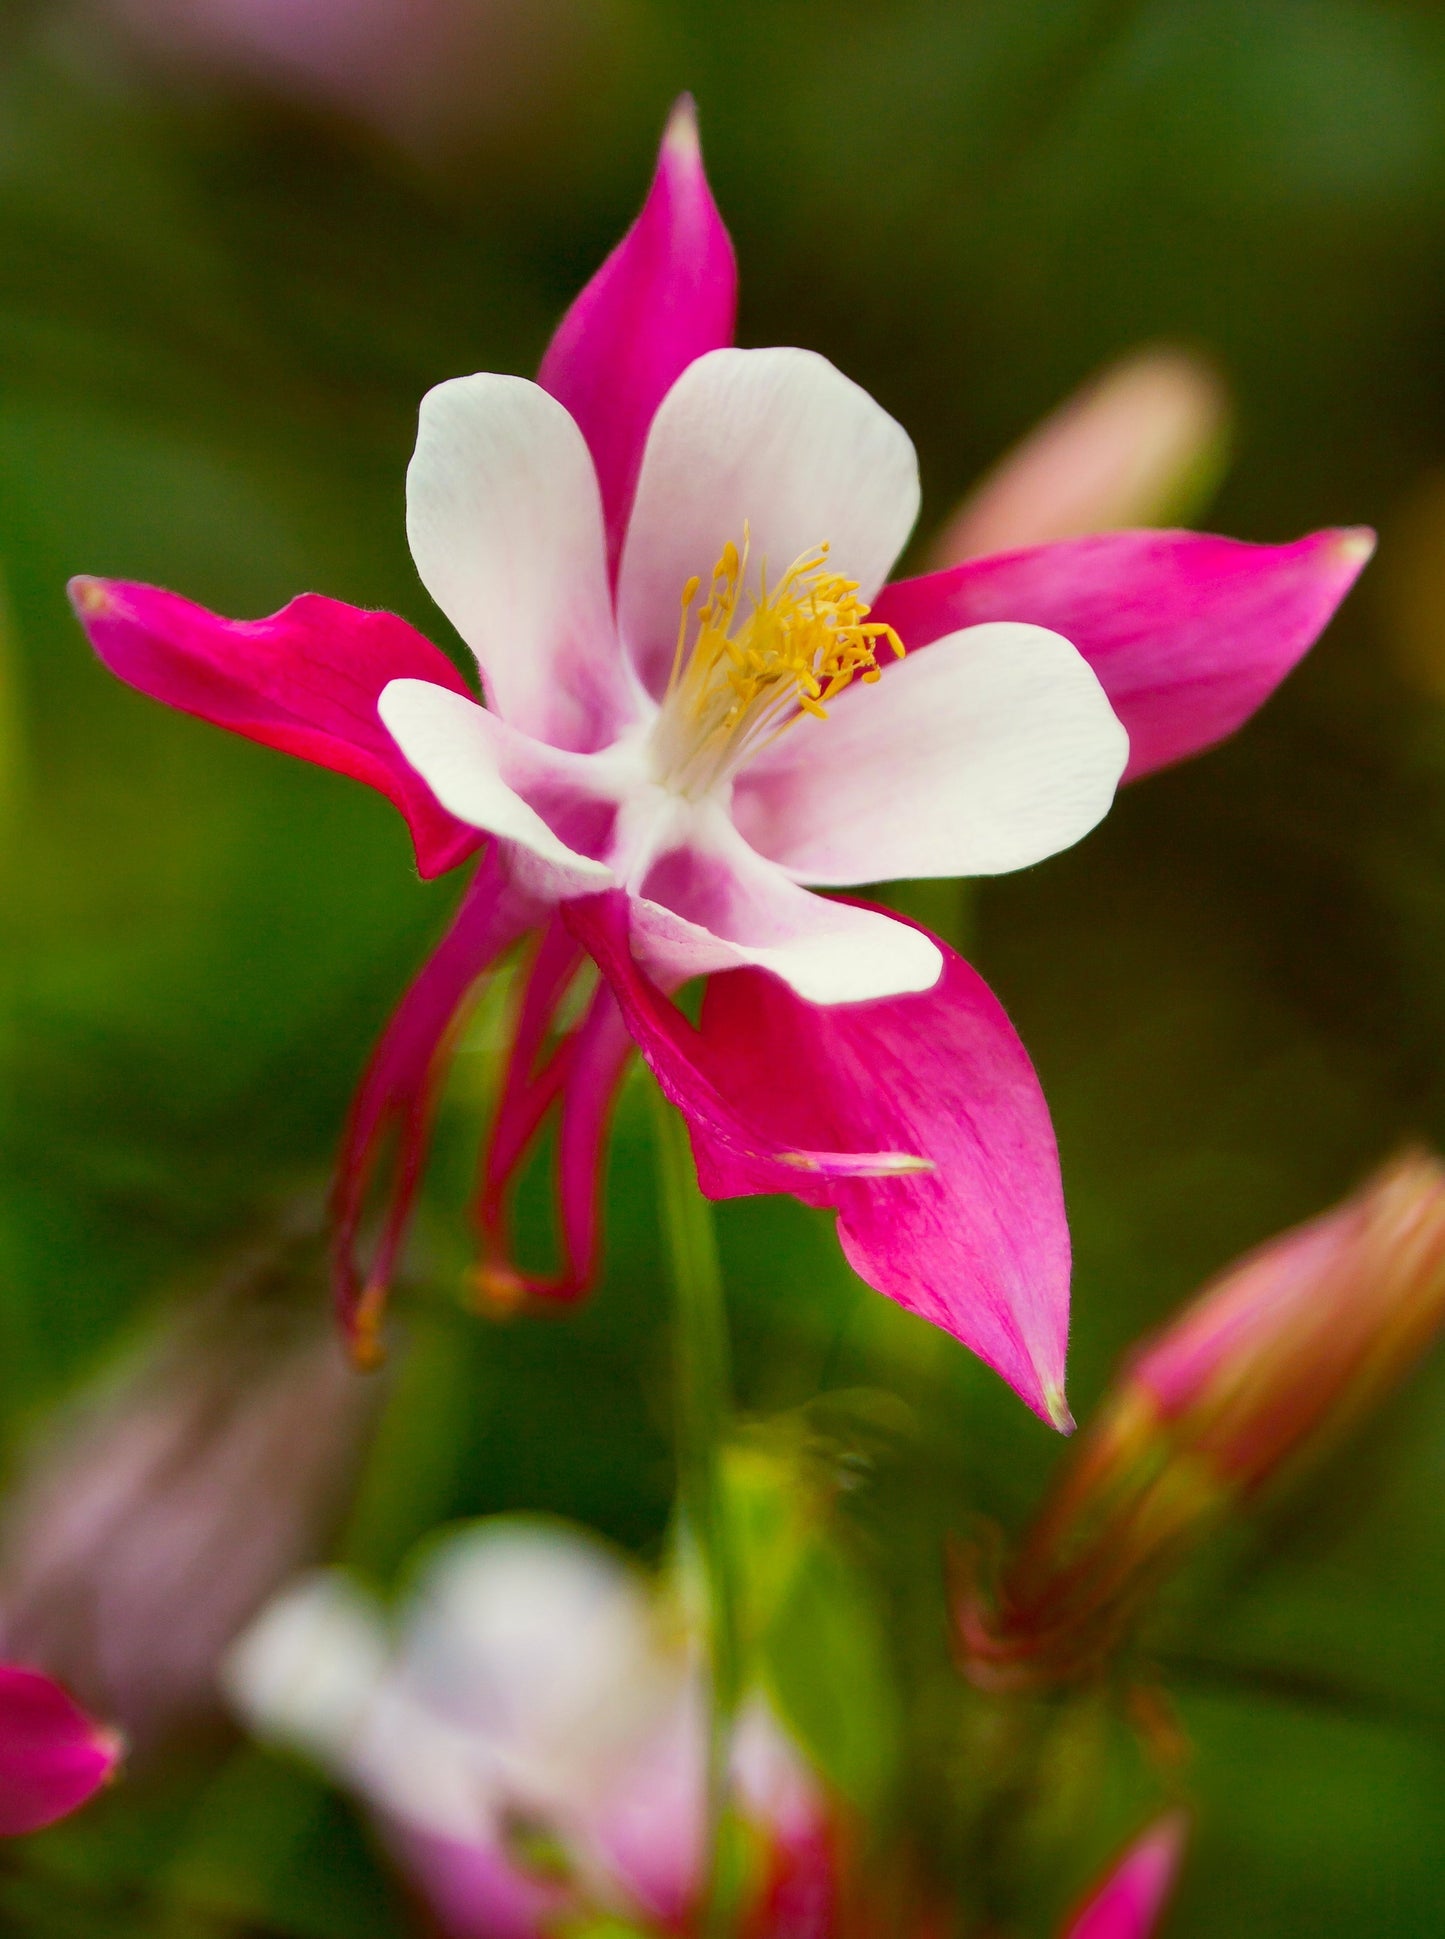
[
  {"x1": 0, "y1": 1204, "x2": 379, "y2": 1759},
  {"x1": 934, "y1": 346, "x2": 1230, "y2": 565},
  {"x1": 71, "y1": 99, "x2": 1371, "y2": 1427},
  {"x1": 104, "y1": 0, "x2": 582, "y2": 156},
  {"x1": 225, "y1": 1520, "x2": 834, "y2": 1939},
  {"x1": 0, "y1": 1664, "x2": 119, "y2": 1836},
  {"x1": 1061, "y1": 1816, "x2": 1186, "y2": 1939}
]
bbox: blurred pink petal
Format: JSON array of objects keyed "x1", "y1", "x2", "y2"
[
  {"x1": 385, "y1": 1823, "x2": 569, "y2": 1939},
  {"x1": 1062, "y1": 1816, "x2": 1186, "y2": 1939},
  {"x1": 0, "y1": 1204, "x2": 378, "y2": 1755},
  {"x1": 571, "y1": 892, "x2": 1072, "y2": 1429},
  {"x1": 937, "y1": 348, "x2": 1229, "y2": 561},
  {"x1": 1130, "y1": 1148, "x2": 1445, "y2": 1489},
  {"x1": 70, "y1": 578, "x2": 481, "y2": 879},
  {"x1": 539, "y1": 96, "x2": 738, "y2": 575},
  {"x1": 872, "y1": 527, "x2": 1373, "y2": 783},
  {"x1": 109, "y1": 0, "x2": 582, "y2": 157},
  {"x1": 0, "y1": 1665, "x2": 119, "y2": 1837}
]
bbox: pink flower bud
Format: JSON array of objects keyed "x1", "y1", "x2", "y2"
[
  {"x1": 0, "y1": 1200, "x2": 378, "y2": 1756},
  {"x1": 957, "y1": 1152, "x2": 1445, "y2": 1689},
  {"x1": 934, "y1": 347, "x2": 1229, "y2": 564}
]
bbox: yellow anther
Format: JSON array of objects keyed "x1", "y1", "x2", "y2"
[{"x1": 651, "y1": 528, "x2": 905, "y2": 798}]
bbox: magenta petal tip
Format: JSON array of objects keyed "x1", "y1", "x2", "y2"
[
  {"x1": 1334, "y1": 524, "x2": 1377, "y2": 566},
  {"x1": 663, "y1": 92, "x2": 701, "y2": 156},
  {"x1": 1064, "y1": 1813, "x2": 1188, "y2": 1939},
  {"x1": 1045, "y1": 1386, "x2": 1076, "y2": 1436},
  {"x1": 67, "y1": 574, "x2": 114, "y2": 617}
]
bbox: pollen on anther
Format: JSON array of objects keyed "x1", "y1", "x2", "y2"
[{"x1": 655, "y1": 529, "x2": 907, "y2": 797}]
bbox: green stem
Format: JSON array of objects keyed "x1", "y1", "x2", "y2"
[{"x1": 650, "y1": 1085, "x2": 741, "y2": 1935}]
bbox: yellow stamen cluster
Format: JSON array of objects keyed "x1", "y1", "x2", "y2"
[{"x1": 653, "y1": 529, "x2": 904, "y2": 799}]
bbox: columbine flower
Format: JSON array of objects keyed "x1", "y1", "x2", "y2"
[
  {"x1": 956, "y1": 1151, "x2": 1445, "y2": 1689},
  {"x1": 0, "y1": 1664, "x2": 120, "y2": 1836},
  {"x1": 224, "y1": 1518, "x2": 834, "y2": 1938},
  {"x1": 70, "y1": 99, "x2": 1371, "y2": 1426}
]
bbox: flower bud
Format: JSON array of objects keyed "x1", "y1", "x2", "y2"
[
  {"x1": 957, "y1": 1152, "x2": 1445, "y2": 1689},
  {"x1": 933, "y1": 346, "x2": 1229, "y2": 564},
  {"x1": 0, "y1": 1197, "x2": 379, "y2": 1757}
]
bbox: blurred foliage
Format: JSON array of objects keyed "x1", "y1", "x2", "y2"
[{"x1": 4, "y1": 0, "x2": 1445, "y2": 1932}]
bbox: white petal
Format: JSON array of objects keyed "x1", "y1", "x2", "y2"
[
  {"x1": 222, "y1": 1572, "x2": 388, "y2": 1767},
  {"x1": 380, "y1": 679, "x2": 615, "y2": 897},
  {"x1": 406, "y1": 374, "x2": 632, "y2": 751},
  {"x1": 616, "y1": 347, "x2": 920, "y2": 700},
  {"x1": 630, "y1": 810, "x2": 942, "y2": 1004},
  {"x1": 397, "y1": 1523, "x2": 667, "y2": 1776},
  {"x1": 732, "y1": 621, "x2": 1130, "y2": 884}
]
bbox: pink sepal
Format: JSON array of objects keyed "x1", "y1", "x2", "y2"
[
  {"x1": 1063, "y1": 1815, "x2": 1187, "y2": 1939},
  {"x1": 70, "y1": 577, "x2": 482, "y2": 878},
  {"x1": 537, "y1": 96, "x2": 737, "y2": 575},
  {"x1": 566, "y1": 895, "x2": 931, "y2": 1181},
  {"x1": 569, "y1": 895, "x2": 1072, "y2": 1427},
  {"x1": 872, "y1": 528, "x2": 1373, "y2": 782},
  {"x1": 0, "y1": 1664, "x2": 120, "y2": 1837},
  {"x1": 334, "y1": 850, "x2": 540, "y2": 1359}
]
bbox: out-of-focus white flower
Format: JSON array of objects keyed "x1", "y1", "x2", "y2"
[{"x1": 225, "y1": 1519, "x2": 834, "y2": 1938}]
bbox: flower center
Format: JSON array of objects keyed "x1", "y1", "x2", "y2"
[{"x1": 647, "y1": 529, "x2": 904, "y2": 800}]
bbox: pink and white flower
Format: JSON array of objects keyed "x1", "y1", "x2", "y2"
[
  {"x1": 224, "y1": 1519, "x2": 834, "y2": 1938},
  {"x1": 70, "y1": 98, "x2": 1372, "y2": 1426}
]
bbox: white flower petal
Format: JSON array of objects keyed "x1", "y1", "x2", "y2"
[
  {"x1": 222, "y1": 1572, "x2": 388, "y2": 1768},
  {"x1": 630, "y1": 811, "x2": 942, "y2": 1004},
  {"x1": 617, "y1": 347, "x2": 920, "y2": 700},
  {"x1": 406, "y1": 374, "x2": 632, "y2": 751},
  {"x1": 398, "y1": 1524, "x2": 666, "y2": 1776},
  {"x1": 380, "y1": 679, "x2": 615, "y2": 897},
  {"x1": 732, "y1": 621, "x2": 1130, "y2": 884}
]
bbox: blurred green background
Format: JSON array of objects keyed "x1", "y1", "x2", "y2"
[{"x1": 5, "y1": 0, "x2": 1445, "y2": 1932}]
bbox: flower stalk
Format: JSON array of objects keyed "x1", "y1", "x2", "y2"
[{"x1": 650, "y1": 1086, "x2": 742, "y2": 1935}]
